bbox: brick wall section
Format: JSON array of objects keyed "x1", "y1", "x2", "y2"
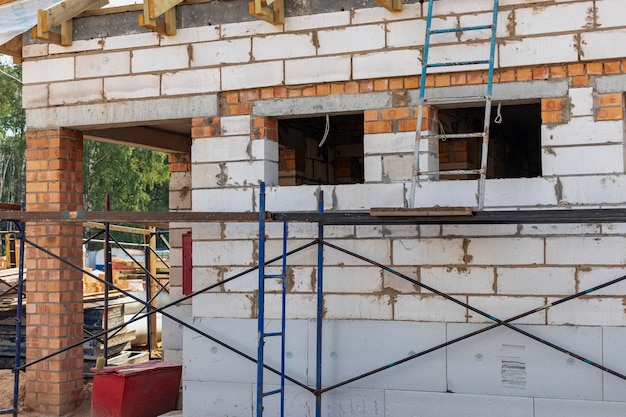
[
  {"x1": 595, "y1": 93, "x2": 625, "y2": 121},
  {"x1": 24, "y1": 128, "x2": 84, "y2": 416}
]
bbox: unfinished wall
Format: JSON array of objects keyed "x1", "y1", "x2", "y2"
[{"x1": 19, "y1": 0, "x2": 626, "y2": 416}]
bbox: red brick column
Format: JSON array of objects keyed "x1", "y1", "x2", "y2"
[{"x1": 24, "y1": 128, "x2": 84, "y2": 416}]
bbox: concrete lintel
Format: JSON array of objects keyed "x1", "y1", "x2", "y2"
[
  {"x1": 595, "y1": 74, "x2": 626, "y2": 94},
  {"x1": 408, "y1": 80, "x2": 570, "y2": 106},
  {"x1": 26, "y1": 94, "x2": 218, "y2": 130},
  {"x1": 253, "y1": 91, "x2": 395, "y2": 117}
]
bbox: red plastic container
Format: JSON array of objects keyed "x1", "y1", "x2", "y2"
[{"x1": 91, "y1": 360, "x2": 182, "y2": 417}]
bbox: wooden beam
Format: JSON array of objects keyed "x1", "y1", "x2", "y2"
[
  {"x1": 83, "y1": 126, "x2": 191, "y2": 154},
  {"x1": 139, "y1": 0, "x2": 177, "y2": 36},
  {"x1": 150, "y1": 0, "x2": 184, "y2": 20},
  {"x1": 34, "y1": 0, "x2": 108, "y2": 46},
  {"x1": 39, "y1": 0, "x2": 108, "y2": 32},
  {"x1": 0, "y1": 35, "x2": 23, "y2": 64},
  {"x1": 248, "y1": 0, "x2": 284, "y2": 25},
  {"x1": 374, "y1": 0, "x2": 402, "y2": 12},
  {"x1": 0, "y1": 0, "x2": 19, "y2": 5}
]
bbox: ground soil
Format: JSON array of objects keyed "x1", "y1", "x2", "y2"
[{"x1": 0, "y1": 370, "x2": 92, "y2": 416}]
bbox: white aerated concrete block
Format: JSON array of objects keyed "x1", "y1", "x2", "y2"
[
  {"x1": 193, "y1": 188, "x2": 256, "y2": 212},
  {"x1": 103, "y1": 32, "x2": 159, "y2": 50},
  {"x1": 546, "y1": 236, "x2": 626, "y2": 265},
  {"x1": 323, "y1": 239, "x2": 390, "y2": 267},
  {"x1": 191, "y1": 39, "x2": 251, "y2": 67},
  {"x1": 22, "y1": 44, "x2": 48, "y2": 58},
  {"x1": 484, "y1": 177, "x2": 559, "y2": 208},
  {"x1": 353, "y1": 49, "x2": 421, "y2": 80},
  {"x1": 162, "y1": 68, "x2": 220, "y2": 95},
  {"x1": 183, "y1": 381, "x2": 252, "y2": 417},
  {"x1": 421, "y1": 266, "x2": 495, "y2": 295},
  {"x1": 393, "y1": 238, "x2": 465, "y2": 266},
  {"x1": 221, "y1": 19, "x2": 283, "y2": 38},
  {"x1": 542, "y1": 117, "x2": 624, "y2": 146},
  {"x1": 603, "y1": 326, "x2": 626, "y2": 402},
  {"x1": 332, "y1": 183, "x2": 405, "y2": 210},
  {"x1": 355, "y1": 225, "x2": 383, "y2": 238},
  {"x1": 103, "y1": 74, "x2": 160, "y2": 100},
  {"x1": 191, "y1": 163, "x2": 222, "y2": 188},
  {"x1": 394, "y1": 295, "x2": 468, "y2": 322},
  {"x1": 447, "y1": 324, "x2": 603, "y2": 399},
  {"x1": 22, "y1": 57, "x2": 74, "y2": 84},
  {"x1": 253, "y1": 33, "x2": 316, "y2": 60},
  {"x1": 547, "y1": 298, "x2": 626, "y2": 326},
  {"x1": 222, "y1": 61, "x2": 284, "y2": 90},
  {"x1": 577, "y1": 267, "x2": 626, "y2": 296},
  {"x1": 568, "y1": 88, "x2": 594, "y2": 117},
  {"x1": 75, "y1": 52, "x2": 130, "y2": 78},
  {"x1": 265, "y1": 185, "x2": 320, "y2": 211},
  {"x1": 520, "y1": 223, "x2": 601, "y2": 236},
  {"x1": 559, "y1": 175, "x2": 626, "y2": 205},
  {"x1": 386, "y1": 19, "x2": 426, "y2": 48},
  {"x1": 220, "y1": 160, "x2": 270, "y2": 186},
  {"x1": 285, "y1": 56, "x2": 350, "y2": 85},
  {"x1": 131, "y1": 45, "x2": 189, "y2": 73},
  {"x1": 459, "y1": 11, "x2": 510, "y2": 41},
  {"x1": 499, "y1": 35, "x2": 578, "y2": 68},
  {"x1": 193, "y1": 293, "x2": 253, "y2": 318},
  {"x1": 381, "y1": 154, "x2": 413, "y2": 182},
  {"x1": 323, "y1": 267, "x2": 382, "y2": 293},
  {"x1": 193, "y1": 240, "x2": 254, "y2": 266},
  {"x1": 192, "y1": 136, "x2": 251, "y2": 162},
  {"x1": 364, "y1": 132, "x2": 415, "y2": 155},
  {"x1": 250, "y1": 139, "x2": 279, "y2": 162},
  {"x1": 352, "y1": 2, "x2": 420, "y2": 24},
  {"x1": 497, "y1": 267, "x2": 576, "y2": 295},
  {"x1": 314, "y1": 321, "x2": 446, "y2": 390},
  {"x1": 386, "y1": 391, "x2": 534, "y2": 417},
  {"x1": 382, "y1": 266, "x2": 420, "y2": 293},
  {"x1": 410, "y1": 180, "x2": 479, "y2": 208},
  {"x1": 284, "y1": 11, "x2": 350, "y2": 31},
  {"x1": 542, "y1": 144, "x2": 624, "y2": 176},
  {"x1": 513, "y1": 3, "x2": 592, "y2": 36},
  {"x1": 22, "y1": 85, "x2": 48, "y2": 109},
  {"x1": 323, "y1": 294, "x2": 392, "y2": 320},
  {"x1": 467, "y1": 237, "x2": 544, "y2": 266},
  {"x1": 264, "y1": 294, "x2": 318, "y2": 319},
  {"x1": 467, "y1": 296, "x2": 546, "y2": 324},
  {"x1": 159, "y1": 26, "x2": 220, "y2": 45},
  {"x1": 581, "y1": 29, "x2": 626, "y2": 61},
  {"x1": 596, "y1": 0, "x2": 626, "y2": 29},
  {"x1": 534, "y1": 398, "x2": 626, "y2": 417},
  {"x1": 441, "y1": 224, "x2": 518, "y2": 237},
  {"x1": 427, "y1": 42, "x2": 492, "y2": 73},
  {"x1": 317, "y1": 24, "x2": 385, "y2": 55},
  {"x1": 221, "y1": 115, "x2": 251, "y2": 136},
  {"x1": 192, "y1": 266, "x2": 221, "y2": 288},
  {"x1": 49, "y1": 79, "x2": 103, "y2": 105},
  {"x1": 364, "y1": 156, "x2": 383, "y2": 183}
]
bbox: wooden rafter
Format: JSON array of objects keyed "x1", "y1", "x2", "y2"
[
  {"x1": 0, "y1": 35, "x2": 23, "y2": 64},
  {"x1": 374, "y1": 0, "x2": 402, "y2": 12},
  {"x1": 139, "y1": 0, "x2": 182, "y2": 36},
  {"x1": 34, "y1": 0, "x2": 109, "y2": 46},
  {"x1": 248, "y1": 0, "x2": 284, "y2": 25}
]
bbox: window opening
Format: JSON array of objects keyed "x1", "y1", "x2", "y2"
[
  {"x1": 437, "y1": 103, "x2": 541, "y2": 179},
  {"x1": 278, "y1": 114, "x2": 364, "y2": 186}
]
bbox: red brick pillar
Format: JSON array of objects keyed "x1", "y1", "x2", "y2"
[{"x1": 24, "y1": 128, "x2": 84, "y2": 416}]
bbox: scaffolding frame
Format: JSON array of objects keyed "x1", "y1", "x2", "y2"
[{"x1": 1, "y1": 199, "x2": 626, "y2": 416}]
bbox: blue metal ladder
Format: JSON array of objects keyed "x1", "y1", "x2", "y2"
[
  {"x1": 257, "y1": 182, "x2": 288, "y2": 417},
  {"x1": 410, "y1": 0, "x2": 500, "y2": 210}
]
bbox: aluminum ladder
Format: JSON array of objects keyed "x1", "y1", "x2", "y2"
[
  {"x1": 410, "y1": 0, "x2": 499, "y2": 210},
  {"x1": 257, "y1": 182, "x2": 288, "y2": 417}
]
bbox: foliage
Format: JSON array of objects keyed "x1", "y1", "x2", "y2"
[
  {"x1": 0, "y1": 63, "x2": 25, "y2": 204},
  {"x1": 83, "y1": 140, "x2": 170, "y2": 212}
]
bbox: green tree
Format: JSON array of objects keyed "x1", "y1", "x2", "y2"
[
  {"x1": 83, "y1": 140, "x2": 170, "y2": 212},
  {"x1": 0, "y1": 62, "x2": 25, "y2": 204}
]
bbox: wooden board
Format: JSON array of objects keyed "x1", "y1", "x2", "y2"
[{"x1": 370, "y1": 207, "x2": 474, "y2": 217}]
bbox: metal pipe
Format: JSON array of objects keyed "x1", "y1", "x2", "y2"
[
  {"x1": 279, "y1": 220, "x2": 288, "y2": 417},
  {"x1": 12, "y1": 219, "x2": 25, "y2": 417},
  {"x1": 319, "y1": 240, "x2": 626, "y2": 383},
  {"x1": 256, "y1": 181, "x2": 267, "y2": 417},
  {"x1": 315, "y1": 190, "x2": 324, "y2": 417},
  {"x1": 18, "y1": 235, "x2": 317, "y2": 392}
]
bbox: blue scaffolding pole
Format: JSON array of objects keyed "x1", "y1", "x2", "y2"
[{"x1": 256, "y1": 182, "x2": 288, "y2": 416}]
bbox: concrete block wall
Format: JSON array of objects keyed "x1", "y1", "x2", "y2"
[{"x1": 18, "y1": 0, "x2": 626, "y2": 415}]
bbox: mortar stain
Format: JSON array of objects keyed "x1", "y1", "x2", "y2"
[
  {"x1": 506, "y1": 10, "x2": 516, "y2": 37},
  {"x1": 554, "y1": 178, "x2": 563, "y2": 203},
  {"x1": 311, "y1": 31, "x2": 320, "y2": 49},
  {"x1": 462, "y1": 239, "x2": 473, "y2": 264},
  {"x1": 216, "y1": 162, "x2": 228, "y2": 186},
  {"x1": 248, "y1": 291, "x2": 258, "y2": 318},
  {"x1": 286, "y1": 267, "x2": 296, "y2": 292},
  {"x1": 574, "y1": 33, "x2": 585, "y2": 59}
]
